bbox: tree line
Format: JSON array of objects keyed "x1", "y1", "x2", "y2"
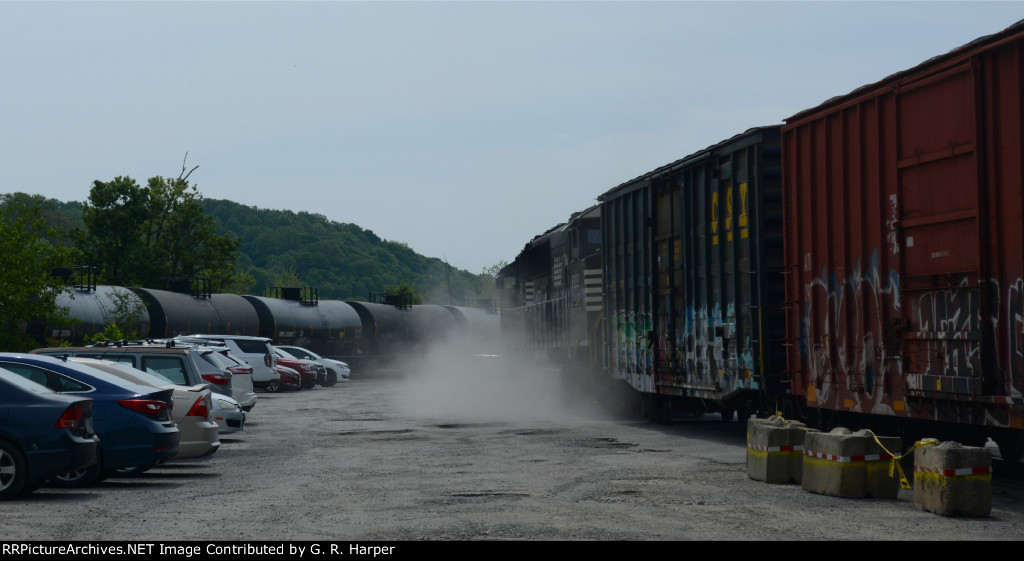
[{"x1": 0, "y1": 167, "x2": 501, "y2": 351}]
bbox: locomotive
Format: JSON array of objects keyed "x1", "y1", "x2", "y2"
[{"x1": 498, "y1": 19, "x2": 1024, "y2": 461}]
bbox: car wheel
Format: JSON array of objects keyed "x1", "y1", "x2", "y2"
[
  {"x1": 19, "y1": 477, "x2": 44, "y2": 496},
  {"x1": 265, "y1": 380, "x2": 281, "y2": 393},
  {"x1": 0, "y1": 441, "x2": 29, "y2": 500},
  {"x1": 110, "y1": 464, "x2": 153, "y2": 477},
  {"x1": 323, "y1": 371, "x2": 337, "y2": 387},
  {"x1": 49, "y1": 451, "x2": 104, "y2": 488}
]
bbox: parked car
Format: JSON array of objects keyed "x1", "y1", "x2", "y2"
[
  {"x1": 66, "y1": 357, "x2": 220, "y2": 461},
  {"x1": 211, "y1": 393, "x2": 246, "y2": 434},
  {"x1": 174, "y1": 335, "x2": 278, "y2": 392},
  {"x1": 272, "y1": 349, "x2": 323, "y2": 390},
  {"x1": 274, "y1": 345, "x2": 351, "y2": 385},
  {"x1": 0, "y1": 367, "x2": 99, "y2": 499},
  {"x1": 193, "y1": 346, "x2": 258, "y2": 410},
  {"x1": 32, "y1": 341, "x2": 257, "y2": 412},
  {"x1": 0, "y1": 353, "x2": 179, "y2": 487},
  {"x1": 266, "y1": 365, "x2": 302, "y2": 393}
]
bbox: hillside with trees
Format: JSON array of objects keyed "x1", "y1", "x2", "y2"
[
  {"x1": 201, "y1": 198, "x2": 495, "y2": 303},
  {"x1": 0, "y1": 194, "x2": 74, "y2": 350},
  {"x1": 0, "y1": 189, "x2": 497, "y2": 308}
]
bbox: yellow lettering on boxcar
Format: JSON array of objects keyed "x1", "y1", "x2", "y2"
[
  {"x1": 711, "y1": 191, "x2": 719, "y2": 245},
  {"x1": 726, "y1": 186, "x2": 734, "y2": 242},
  {"x1": 739, "y1": 182, "x2": 749, "y2": 239}
]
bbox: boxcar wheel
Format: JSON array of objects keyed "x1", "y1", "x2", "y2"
[
  {"x1": 996, "y1": 431, "x2": 1024, "y2": 462},
  {"x1": 736, "y1": 406, "x2": 751, "y2": 424},
  {"x1": 0, "y1": 441, "x2": 28, "y2": 500}
]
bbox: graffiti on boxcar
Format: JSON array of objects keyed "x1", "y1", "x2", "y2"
[
  {"x1": 677, "y1": 297, "x2": 757, "y2": 394},
  {"x1": 801, "y1": 248, "x2": 901, "y2": 413},
  {"x1": 886, "y1": 194, "x2": 900, "y2": 256},
  {"x1": 1009, "y1": 277, "x2": 1024, "y2": 397},
  {"x1": 613, "y1": 310, "x2": 655, "y2": 392},
  {"x1": 909, "y1": 277, "x2": 980, "y2": 378},
  {"x1": 687, "y1": 302, "x2": 723, "y2": 388}
]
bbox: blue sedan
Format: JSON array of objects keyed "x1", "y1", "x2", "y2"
[
  {"x1": 0, "y1": 367, "x2": 100, "y2": 499},
  {"x1": 0, "y1": 354, "x2": 179, "y2": 487}
]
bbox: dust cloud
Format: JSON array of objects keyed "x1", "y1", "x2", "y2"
[{"x1": 392, "y1": 336, "x2": 603, "y2": 425}]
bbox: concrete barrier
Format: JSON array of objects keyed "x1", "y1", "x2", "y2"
[
  {"x1": 747, "y1": 416, "x2": 812, "y2": 484},
  {"x1": 802, "y1": 428, "x2": 901, "y2": 499},
  {"x1": 913, "y1": 439, "x2": 992, "y2": 517}
]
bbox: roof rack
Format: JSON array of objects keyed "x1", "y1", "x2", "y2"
[{"x1": 88, "y1": 338, "x2": 178, "y2": 349}]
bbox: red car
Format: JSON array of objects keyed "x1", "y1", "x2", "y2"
[
  {"x1": 272, "y1": 349, "x2": 323, "y2": 390},
  {"x1": 266, "y1": 365, "x2": 301, "y2": 393}
]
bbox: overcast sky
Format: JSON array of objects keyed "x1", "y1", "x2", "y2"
[{"x1": 2, "y1": 1, "x2": 1021, "y2": 274}]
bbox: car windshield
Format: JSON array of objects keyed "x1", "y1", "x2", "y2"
[
  {"x1": 283, "y1": 347, "x2": 320, "y2": 360},
  {"x1": 275, "y1": 348, "x2": 298, "y2": 359}
]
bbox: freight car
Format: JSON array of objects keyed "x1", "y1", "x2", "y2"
[
  {"x1": 30, "y1": 274, "x2": 499, "y2": 378},
  {"x1": 499, "y1": 19, "x2": 1024, "y2": 460},
  {"x1": 781, "y1": 17, "x2": 1024, "y2": 459},
  {"x1": 500, "y1": 127, "x2": 783, "y2": 422},
  {"x1": 498, "y1": 204, "x2": 605, "y2": 393}
]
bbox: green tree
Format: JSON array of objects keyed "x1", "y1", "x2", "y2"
[
  {"x1": 141, "y1": 175, "x2": 242, "y2": 290},
  {"x1": 0, "y1": 193, "x2": 84, "y2": 240},
  {"x1": 78, "y1": 162, "x2": 245, "y2": 291},
  {"x1": 266, "y1": 263, "x2": 304, "y2": 295},
  {"x1": 0, "y1": 200, "x2": 72, "y2": 351},
  {"x1": 79, "y1": 176, "x2": 149, "y2": 285},
  {"x1": 384, "y1": 282, "x2": 423, "y2": 306},
  {"x1": 105, "y1": 287, "x2": 147, "y2": 339}
]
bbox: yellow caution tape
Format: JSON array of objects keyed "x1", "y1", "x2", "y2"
[
  {"x1": 864, "y1": 430, "x2": 939, "y2": 490},
  {"x1": 768, "y1": 414, "x2": 942, "y2": 491}
]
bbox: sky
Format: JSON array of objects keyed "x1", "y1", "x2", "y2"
[{"x1": 2, "y1": 1, "x2": 1022, "y2": 274}]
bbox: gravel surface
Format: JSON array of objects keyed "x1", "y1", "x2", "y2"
[{"x1": 3, "y1": 358, "x2": 1024, "y2": 542}]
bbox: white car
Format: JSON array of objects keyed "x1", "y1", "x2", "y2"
[
  {"x1": 211, "y1": 394, "x2": 246, "y2": 434},
  {"x1": 175, "y1": 335, "x2": 279, "y2": 393},
  {"x1": 273, "y1": 345, "x2": 350, "y2": 386}
]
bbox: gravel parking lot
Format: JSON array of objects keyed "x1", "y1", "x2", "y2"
[{"x1": 4, "y1": 355, "x2": 1024, "y2": 542}]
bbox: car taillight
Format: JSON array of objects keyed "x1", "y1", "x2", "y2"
[
  {"x1": 186, "y1": 395, "x2": 210, "y2": 418},
  {"x1": 55, "y1": 405, "x2": 85, "y2": 430},
  {"x1": 202, "y1": 373, "x2": 232, "y2": 385},
  {"x1": 228, "y1": 366, "x2": 252, "y2": 375},
  {"x1": 118, "y1": 399, "x2": 168, "y2": 416},
  {"x1": 264, "y1": 353, "x2": 272, "y2": 367}
]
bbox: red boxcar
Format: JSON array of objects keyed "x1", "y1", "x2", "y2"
[{"x1": 782, "y1": 20, "x2": 1024, "y2": 458}]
